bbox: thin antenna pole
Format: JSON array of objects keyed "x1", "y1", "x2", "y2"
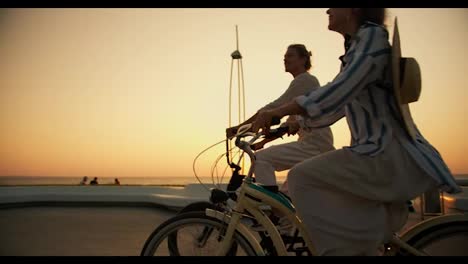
[
  {"x1": 228, "y1": 59, "x2": 234, "y2": 128},
  {"x1": 236, "y1": 25, "x2": 239, "y2": 51},
  {"x1": 240, "y1": 59, "x2": 246, "y2": 121},
  {"x1": 240, "y1": 59, "x2": 246, "y2": 172},
  {"x1": 238, "y1": 60, "x2": 241, "y2": 125},
  {"x1": 228, "y1": 25, "x2": 246, "y2": 175},
  {"x1": 228, "y1": 59, "x2": 234, "y2": 162}
]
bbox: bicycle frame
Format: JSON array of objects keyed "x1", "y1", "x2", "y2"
[
  {"x1": 204, "y1": 128, "x2": 316, "y2": 256},
  {"x1": 201, "y1": 127, "x2": 466, "y2": 256},
  {"x1": 209, "y1": 178, "x2": 319, "y2": 256}
]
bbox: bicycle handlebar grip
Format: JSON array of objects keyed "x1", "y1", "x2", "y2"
[
  {"x1": 271, "y1": 116, "x2": 281, "y2": 126},
  {"x1": 264, "y1": 126, "x2": 289, "y2": 139}
]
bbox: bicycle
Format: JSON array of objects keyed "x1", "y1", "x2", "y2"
[
  {"x1": 141, "y1": 122, "x2": 468, "y2": 256},
  {"x1": 163, "y1": 124, "x2": 306, "y2": 256}
]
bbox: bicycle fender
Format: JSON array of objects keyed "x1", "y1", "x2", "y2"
[
  {"x1": 399, "y1": 213, "x2": 468, "y2": 242},
  {"x1": 205, "y1": 208, "x2": 266, "y2": 256}
]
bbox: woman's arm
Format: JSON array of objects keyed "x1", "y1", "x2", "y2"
[
  {"x1": 252, "y1": 100, "x2": 306, "y2": 135},
  {"x1": 300, "y1": 107, "x2": 346, "y2": 129},
  {"x1": 296, "y1": 26, "x2": 389, "y2": 123},
  {"x1": 227, "y1": 75, "x2": 319, "y2": 138},
  {"x1": 252, "y1": 26, "x2": 389, "y2": 134}
]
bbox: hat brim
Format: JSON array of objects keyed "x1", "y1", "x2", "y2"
[{"x1": 392, "y1": 17, "x2": 418, "y2": 140}]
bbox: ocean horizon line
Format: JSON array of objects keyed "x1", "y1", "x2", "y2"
[
  {"x1": 0, "y1": 175, "x2": 287, "y2": 186},
  {"x1": 1, "y1": 174, "x2": 466, "y2": 187}
]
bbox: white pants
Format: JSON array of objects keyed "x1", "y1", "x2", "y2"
[
  {"x1": 254, "y1": 137, "x2": 334, "y2": 194},
  {"x1": 287, "y1": 136, "x2": 437, "y2": 255}
]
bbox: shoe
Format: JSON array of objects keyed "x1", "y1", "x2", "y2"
[
  {"x1": 277, "y1": 215, "x2": 294, "y2": 236},
  {"x1": 249, "y1": 215, "x2": 294, "y2": 236}
]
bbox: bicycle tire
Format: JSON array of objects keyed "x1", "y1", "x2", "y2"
[
  {"x1": 140, "y1": 211, "x2": 258, "y2": 256},
  {"x1": 394, "y1": 220, "x2": 468, "y2": 256},
  {"x1": 173, "y1": 201, "x2": 281, "y2": 256},
  {"x1": 169, "y1": 201, "x2": 308, "y2": 256},
  {"x1": 177, "y1": 201, "x2": 215, "y2": 215},
  {"x1": 167, "y1": 201, "x2": 234, "y2": 255}
]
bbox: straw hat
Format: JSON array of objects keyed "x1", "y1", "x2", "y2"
[{"x1": 392, "y1": 17, "x2": 422, "y2": 140}]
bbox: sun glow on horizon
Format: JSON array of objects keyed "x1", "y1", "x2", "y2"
[{"x1": 0, "y1": 8, "x2": 467, "y2": 178}]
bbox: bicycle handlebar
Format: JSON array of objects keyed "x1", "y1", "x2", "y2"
[
  {"x1": 232, "y1": 116, "x2": 284, "y2": 179},
  {"x1": 234, "y1": 116, "x2": 282, "y2": 147}
]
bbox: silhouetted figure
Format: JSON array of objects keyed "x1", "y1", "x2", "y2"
[
  {"x1": 90, "y1": 177, "x2": 98, "y2": 185},
  {"x1": 225, "y1": 44, "x2": 334, "y2": 195},
  {"x1": 114, "y1": 178, "x2": 120, "y2": 185},
  {"x1": 79, "y1": 176, "x2": 88, "y2": 185}
]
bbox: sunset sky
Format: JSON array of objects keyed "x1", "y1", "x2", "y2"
[{"x1": 0, "y1": 8, "x2": 467, "y2": 178}]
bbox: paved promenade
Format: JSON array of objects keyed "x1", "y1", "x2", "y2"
[
  {"x1": 0, "y1": 206, "x2": 175, "y2": 256},
  {"x1": 0, "y1": 183, "x2": 466, "y2": 256},
  {"x1": 0, "y1": 203, "x2": 431, "y2": 256}
]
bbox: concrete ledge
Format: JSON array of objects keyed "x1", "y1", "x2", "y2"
[
  {"x1": 443, "y1": 188, "x2": 468, "y2": 213},
  {"x1": 0, "y1": 183, "x2": 466, "y2": 213},
  {"x1": 455, "y1": 178, "x2": 468, "y2": 186},
  {"x1": 0, "y1": 201, "x2": 177, "y2": 211},
  {"x1": 0, "y1": 184, "x2": 224, "y2": 211}
]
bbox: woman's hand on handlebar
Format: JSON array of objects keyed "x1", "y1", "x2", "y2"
[
  {"x1": 251, "y1": 140, "x2": 268, "y2": 151},
  {"x1": 251, "y1": 125, "x2": 289, "y2": 150},
  {"x1": 284, "y1": 119, "x2": 300, "y2": 136}
]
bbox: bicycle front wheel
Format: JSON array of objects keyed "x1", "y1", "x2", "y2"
[{"x1": 141, "y1": 211, "x2": 258, "y2": 256}]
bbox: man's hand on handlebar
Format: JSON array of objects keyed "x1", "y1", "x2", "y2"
[
  {"x1": 251, "y1": 110, "x2": 281, "y2": 136},
  {"x1": 227, "y1": 110, "x2": 281, "y2": 139}
]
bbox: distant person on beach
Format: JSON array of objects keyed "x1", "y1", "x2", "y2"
[
  {"x1": 79, "y1": 176, "x2": 88, "y2": 185},
  {"x1": 114, "y1": 178, "x2": 120, "y2": 185},
  {"x1": 226, "y1": 44, "x2": 335, "y2": 195},
  {"x1": 90, "y1": 177, "x2": 98, "y2": 185},
  {"x1": 251, "y1": 8, "x2": 461, "y2": 255}
]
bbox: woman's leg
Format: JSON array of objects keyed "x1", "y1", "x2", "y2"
[{"x1": 287, "y1": 143, "x2": 436, "y2": 255}]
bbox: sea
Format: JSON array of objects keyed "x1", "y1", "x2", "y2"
[
  {"x1": 0, "y1": 174, "x2": 465, "y2": 187},
  {"x1": 0, "y1": 175, "x2": 288, "y2": 186}
]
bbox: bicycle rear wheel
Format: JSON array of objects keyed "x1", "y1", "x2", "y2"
[
  {"x1": 141, "y1": 211, "x2": 258, "y2": 256},
  {"x1": 395, "y1": 220, "x2": 468, "y2": 256}
]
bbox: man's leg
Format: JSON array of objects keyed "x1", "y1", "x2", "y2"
[{"x1": 254, "y1": 141, "x2": 321, "y2": 187}]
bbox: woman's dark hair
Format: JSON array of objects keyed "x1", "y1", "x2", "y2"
[
  {"x1": 356, "y1": 8, "x2": 387, "y2": 26},
  {"x1": 288, "y1": 44, "x2": 312, "y2": 71}
]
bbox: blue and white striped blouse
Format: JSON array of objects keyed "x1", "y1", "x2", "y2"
[{"x1": 295, "y1": 22, "x2": 461, "y2": 194}]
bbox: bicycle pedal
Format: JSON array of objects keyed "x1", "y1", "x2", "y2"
[
  {"x1": 259, "y1": 205, "x2": 272, "y2": 211},
  {"x1": 280, "y1": 234, "x2": 295, "y2": 243},
  {"x1": 288, "y1": 247, "x2": 310, "y2": 256},
  {"x1": 250, "y1": 223, "x2": 267, "y2": 232}
]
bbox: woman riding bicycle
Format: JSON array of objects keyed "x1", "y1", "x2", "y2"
[{"x1": 252, "y1": 8, "x2": 462, "y2": 255}]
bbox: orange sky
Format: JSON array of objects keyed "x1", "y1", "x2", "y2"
[{"x1": 0, "y1": 8, "x2": 467, "y2": 178}]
